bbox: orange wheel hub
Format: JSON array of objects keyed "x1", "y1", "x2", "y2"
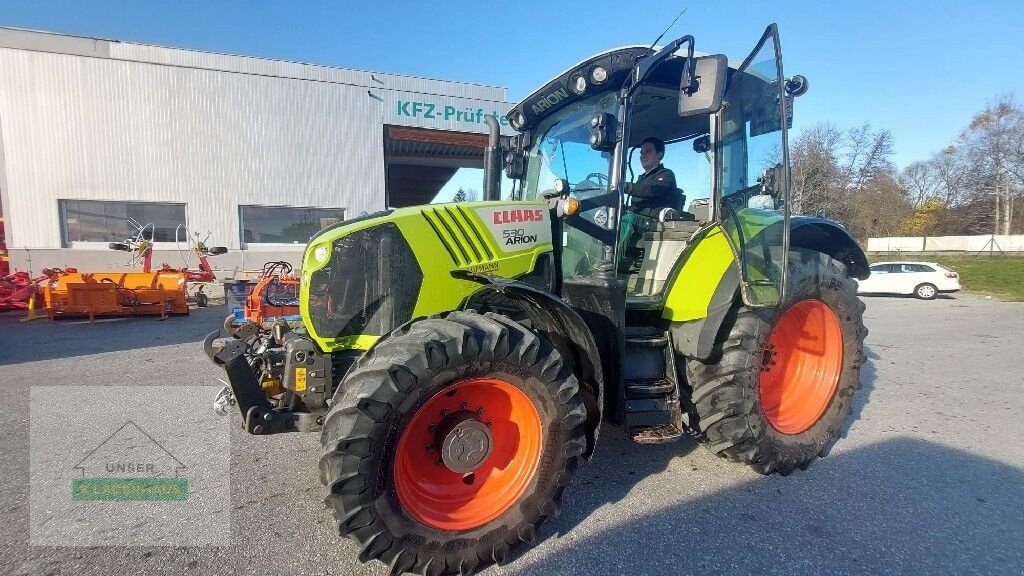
[
  {"x1": 759, "y1": 300, "x2": 844, "y2": 435},
  {"x1": 393, "y1": 378, "x2": 543, "y2": 531}
]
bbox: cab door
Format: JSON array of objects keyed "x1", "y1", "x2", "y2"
[{"x1": 715, "y1": 24, "x2": 792, "y2": 306}]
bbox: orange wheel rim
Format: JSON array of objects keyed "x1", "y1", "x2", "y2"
[
  {"x1": 759, "y1": 300, "x2": 844, "y2": 434},
  {"x1": 393, "y1": 378, "x2": 543, "y2": 531}
]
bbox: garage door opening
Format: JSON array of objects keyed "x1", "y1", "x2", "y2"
[{"x1": 384, "y1": 126, "x2": 510, "y2": 208}]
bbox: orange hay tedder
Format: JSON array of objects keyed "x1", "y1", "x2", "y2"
[{"x1": 42, "y1": 222, "x2": 227, "y2": 321}]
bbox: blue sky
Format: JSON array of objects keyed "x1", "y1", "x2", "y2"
[{"x1": 4, "y1": 0, "x2": 1022, "y2": 201}]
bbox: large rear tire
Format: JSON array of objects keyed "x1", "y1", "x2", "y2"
[
  {"x1": 319, "y1": 311, "x2": 587, "y2": 575},
  {"x1": 685, "y1": 249, "x2": 867, "y2": 475}
]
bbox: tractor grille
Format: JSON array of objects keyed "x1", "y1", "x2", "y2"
[
  {"x1": 307, "y1": 223, "x2": 422, "y2": 340},
  {"x1": 420, "y1": 206, "x2": 495, "y2": 267}
]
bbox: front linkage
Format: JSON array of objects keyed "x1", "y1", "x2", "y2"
[{"x1": 204, "y1": 317, "x2": 331, "y2": 434}]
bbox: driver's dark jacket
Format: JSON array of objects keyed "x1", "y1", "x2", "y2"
[{"x1": 629, "y1": 164, "x2": 678, "y2": 216}]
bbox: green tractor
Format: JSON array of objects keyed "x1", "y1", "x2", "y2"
[{"x1": 206, "y1": 23, "x2": 868, "y2": 576}]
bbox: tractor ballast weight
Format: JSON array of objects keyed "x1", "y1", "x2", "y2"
[{"x1": 204, "y1": 23, "x2": 869, "y2": 576}]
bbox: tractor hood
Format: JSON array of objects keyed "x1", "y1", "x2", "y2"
[{"x1": 299, "y1": 202, "x2": 554, "y2": 352}]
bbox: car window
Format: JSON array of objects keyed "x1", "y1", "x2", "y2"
[
  {"x1": 904, "y1": 264, "x2": 933, "y2": 273},
  {"x1": 869, "y1": 264, "x2": 888, "y2": 273}
]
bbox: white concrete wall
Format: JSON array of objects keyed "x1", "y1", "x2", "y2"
[
  {"x1": 867, "y1": 235, "x2": 1024, "y2": 252},
  {"x1": 867, "y1": 237, "x2": 925, "y2": 252}
]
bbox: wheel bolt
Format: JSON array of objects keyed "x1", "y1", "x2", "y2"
[
  {"x1": 428, "y1": 424, "x2": 437, "y2": 432},
  {"x1": 486, "y1": 421, "x2": 492, "y2": 428},
  {"x1": 460, "y1": 402, "x2": 468, "y2": 410},
  {"x1": 441, "y1": 409, "x2": 449, "y2": 417},
  {"x1": 425, "y1": 445, "x2": 434, "y2": 453},
  {"x1": 476, "y1": 407, "x2": 484, "y2": 415}
]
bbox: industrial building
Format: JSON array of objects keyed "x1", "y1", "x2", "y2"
[{"x1": 0, "y1": 27, "x2": 513, "y2": 276}]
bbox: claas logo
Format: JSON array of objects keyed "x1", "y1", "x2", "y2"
[{"x1": 492, "y1": 209, "x2": 545, "y2": 225}]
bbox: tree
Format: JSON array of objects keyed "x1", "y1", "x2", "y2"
[
  {"x1": 790, "y1": 122, "x2": 911, "y2": 242},
  {"x1": 901, "y1": 160, "x2": 942, "y2": 208},
  {"x1": 898, "y1": 197, "x2": 947, "y2": 236},
  {"x1": 451, "y1": 187, "x2": 480, "y2": 203},
  {"x1": 957, "y1": 95, "x2": 1024, "y2": 235}
]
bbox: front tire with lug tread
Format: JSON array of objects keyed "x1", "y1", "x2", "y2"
[{"x1": 319, "y1": 311, "x2": 587, "y2": 576}]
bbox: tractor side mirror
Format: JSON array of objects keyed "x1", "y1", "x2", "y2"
[{"x1": 678, "y1": 55, "x2": 727, "y2": 117}]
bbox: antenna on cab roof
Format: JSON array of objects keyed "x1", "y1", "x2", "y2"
[{"x1": 648, "y1": 6, "x2": 688, "y2": 51}]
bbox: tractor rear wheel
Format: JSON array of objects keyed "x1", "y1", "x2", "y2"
[
  {"x1": 319, "y1": 311, "x2": 587, "y2": 576},
  {"x1": 685, "y1": 248, "x2": 867, "y2": 475}
]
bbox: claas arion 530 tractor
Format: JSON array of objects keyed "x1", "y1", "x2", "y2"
[{"x1": 205, "y1": 24, "x2": 868, "y2": 575}]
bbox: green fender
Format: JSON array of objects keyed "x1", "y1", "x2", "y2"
[{"x1": 663, "y1": 217, "x2": 867, "y2": 361}]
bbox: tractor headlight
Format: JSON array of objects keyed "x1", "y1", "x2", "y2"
[
  {"x1": 591, "y1": 66, "x2": 608, "y2": 84},
  {"x1": 570, "y1": 73, "x2": 587, "y2": 95},
  {"x1": 509, "y1": 110, "x2": 525, "y2": 131},
  {"x1": 313, "y1": 244, "x2": 330, "y2": 264}
]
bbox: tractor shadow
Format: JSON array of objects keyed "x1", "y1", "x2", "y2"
[
  {"x1": 0, "y1": 304, "x2": 228, "y2": 365},
  {"x1": 515, "y1": 437, "x2": 1024, "y2": 575},
  {"x1": 510, "y1": 345, "x2": 883, "y2": 568},
  {"x1": 832, "y1": 345, "x2": 879, "y2": 450}
]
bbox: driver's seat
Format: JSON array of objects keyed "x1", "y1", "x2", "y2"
[{"x1": 626, "y1": 218, "x2": 703, "y2": 304}]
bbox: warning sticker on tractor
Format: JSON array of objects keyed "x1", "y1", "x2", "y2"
[
  {"x1": 294, "y1": 367, "x2": 307, "y2": 392},
  {"x1": 474, "y1": 206, "x2": 552, "y2": 252}
]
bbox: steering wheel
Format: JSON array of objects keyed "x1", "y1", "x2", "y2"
[{"x1": 579, "y1": 172, "x2": 609, "y2": 190}]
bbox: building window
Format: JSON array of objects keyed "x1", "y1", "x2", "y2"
[
  {"x1": 239, "y1": 205, "x2": 345, "y2": 245},
  {"x1": 60, "y1": 200, "x2": 186, "y2": 244}
]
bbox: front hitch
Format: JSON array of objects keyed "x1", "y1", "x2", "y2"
[{"x1": 203, "y1": 328, "x2": 324, "y2": 434}]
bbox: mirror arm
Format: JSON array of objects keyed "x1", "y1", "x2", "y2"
[{"x1": 629, "y1": 35, "x2": 695, "y2": 96}]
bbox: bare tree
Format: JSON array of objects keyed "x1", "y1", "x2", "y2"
[
  {"x1": 790, "y1": 122, "x2": 910, "y2": 241},
  {"x1": 958, "y1": 95, "x2": 1024, "y2": 234},
  {"x1": 901, "y1": 161, "x2": 942, "y2": 208}
]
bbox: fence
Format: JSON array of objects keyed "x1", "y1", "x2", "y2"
[{"x1": 866, "y1": 235, "x2": 1024, "y2": 253}]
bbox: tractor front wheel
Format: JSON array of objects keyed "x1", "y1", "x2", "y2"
[
  {"x1": 319, "y1": 311, "x2": 587, "y2": 575},
  {"x1": 685, "y1": 248, "x2": 867, "y2": 475}
]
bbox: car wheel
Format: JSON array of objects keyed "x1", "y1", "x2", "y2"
[{"x1": 914, "y1": 283, "x2": 937, "y2": 300}]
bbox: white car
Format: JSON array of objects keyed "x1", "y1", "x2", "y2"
[{"x1": 856, "y1": 261, "x2": 961, "y2": 299}]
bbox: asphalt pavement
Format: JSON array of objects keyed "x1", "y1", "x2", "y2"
[{"x1": 1, "y1": 293, "x2": 1022, "y2": 575}]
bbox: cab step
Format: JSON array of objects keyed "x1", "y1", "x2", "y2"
[
  {"x1": 622, "y1": 329, "x2": 684, "y2": 444},
  {"x1": 630, "y1": 423, "x2": 685, "y2": 445}
]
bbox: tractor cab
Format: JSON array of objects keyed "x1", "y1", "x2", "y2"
[{"x1": 498, "y1": 25, "x2": 798, "y2": 310}]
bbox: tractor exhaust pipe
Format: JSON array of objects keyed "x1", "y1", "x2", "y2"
[{"x1": 483, "y1": 115, "x2": 501, "y2": 201}]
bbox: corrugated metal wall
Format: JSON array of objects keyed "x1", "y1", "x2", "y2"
[{"x1": 0, "y1": 29, "x2": 510, "y2": 251}]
